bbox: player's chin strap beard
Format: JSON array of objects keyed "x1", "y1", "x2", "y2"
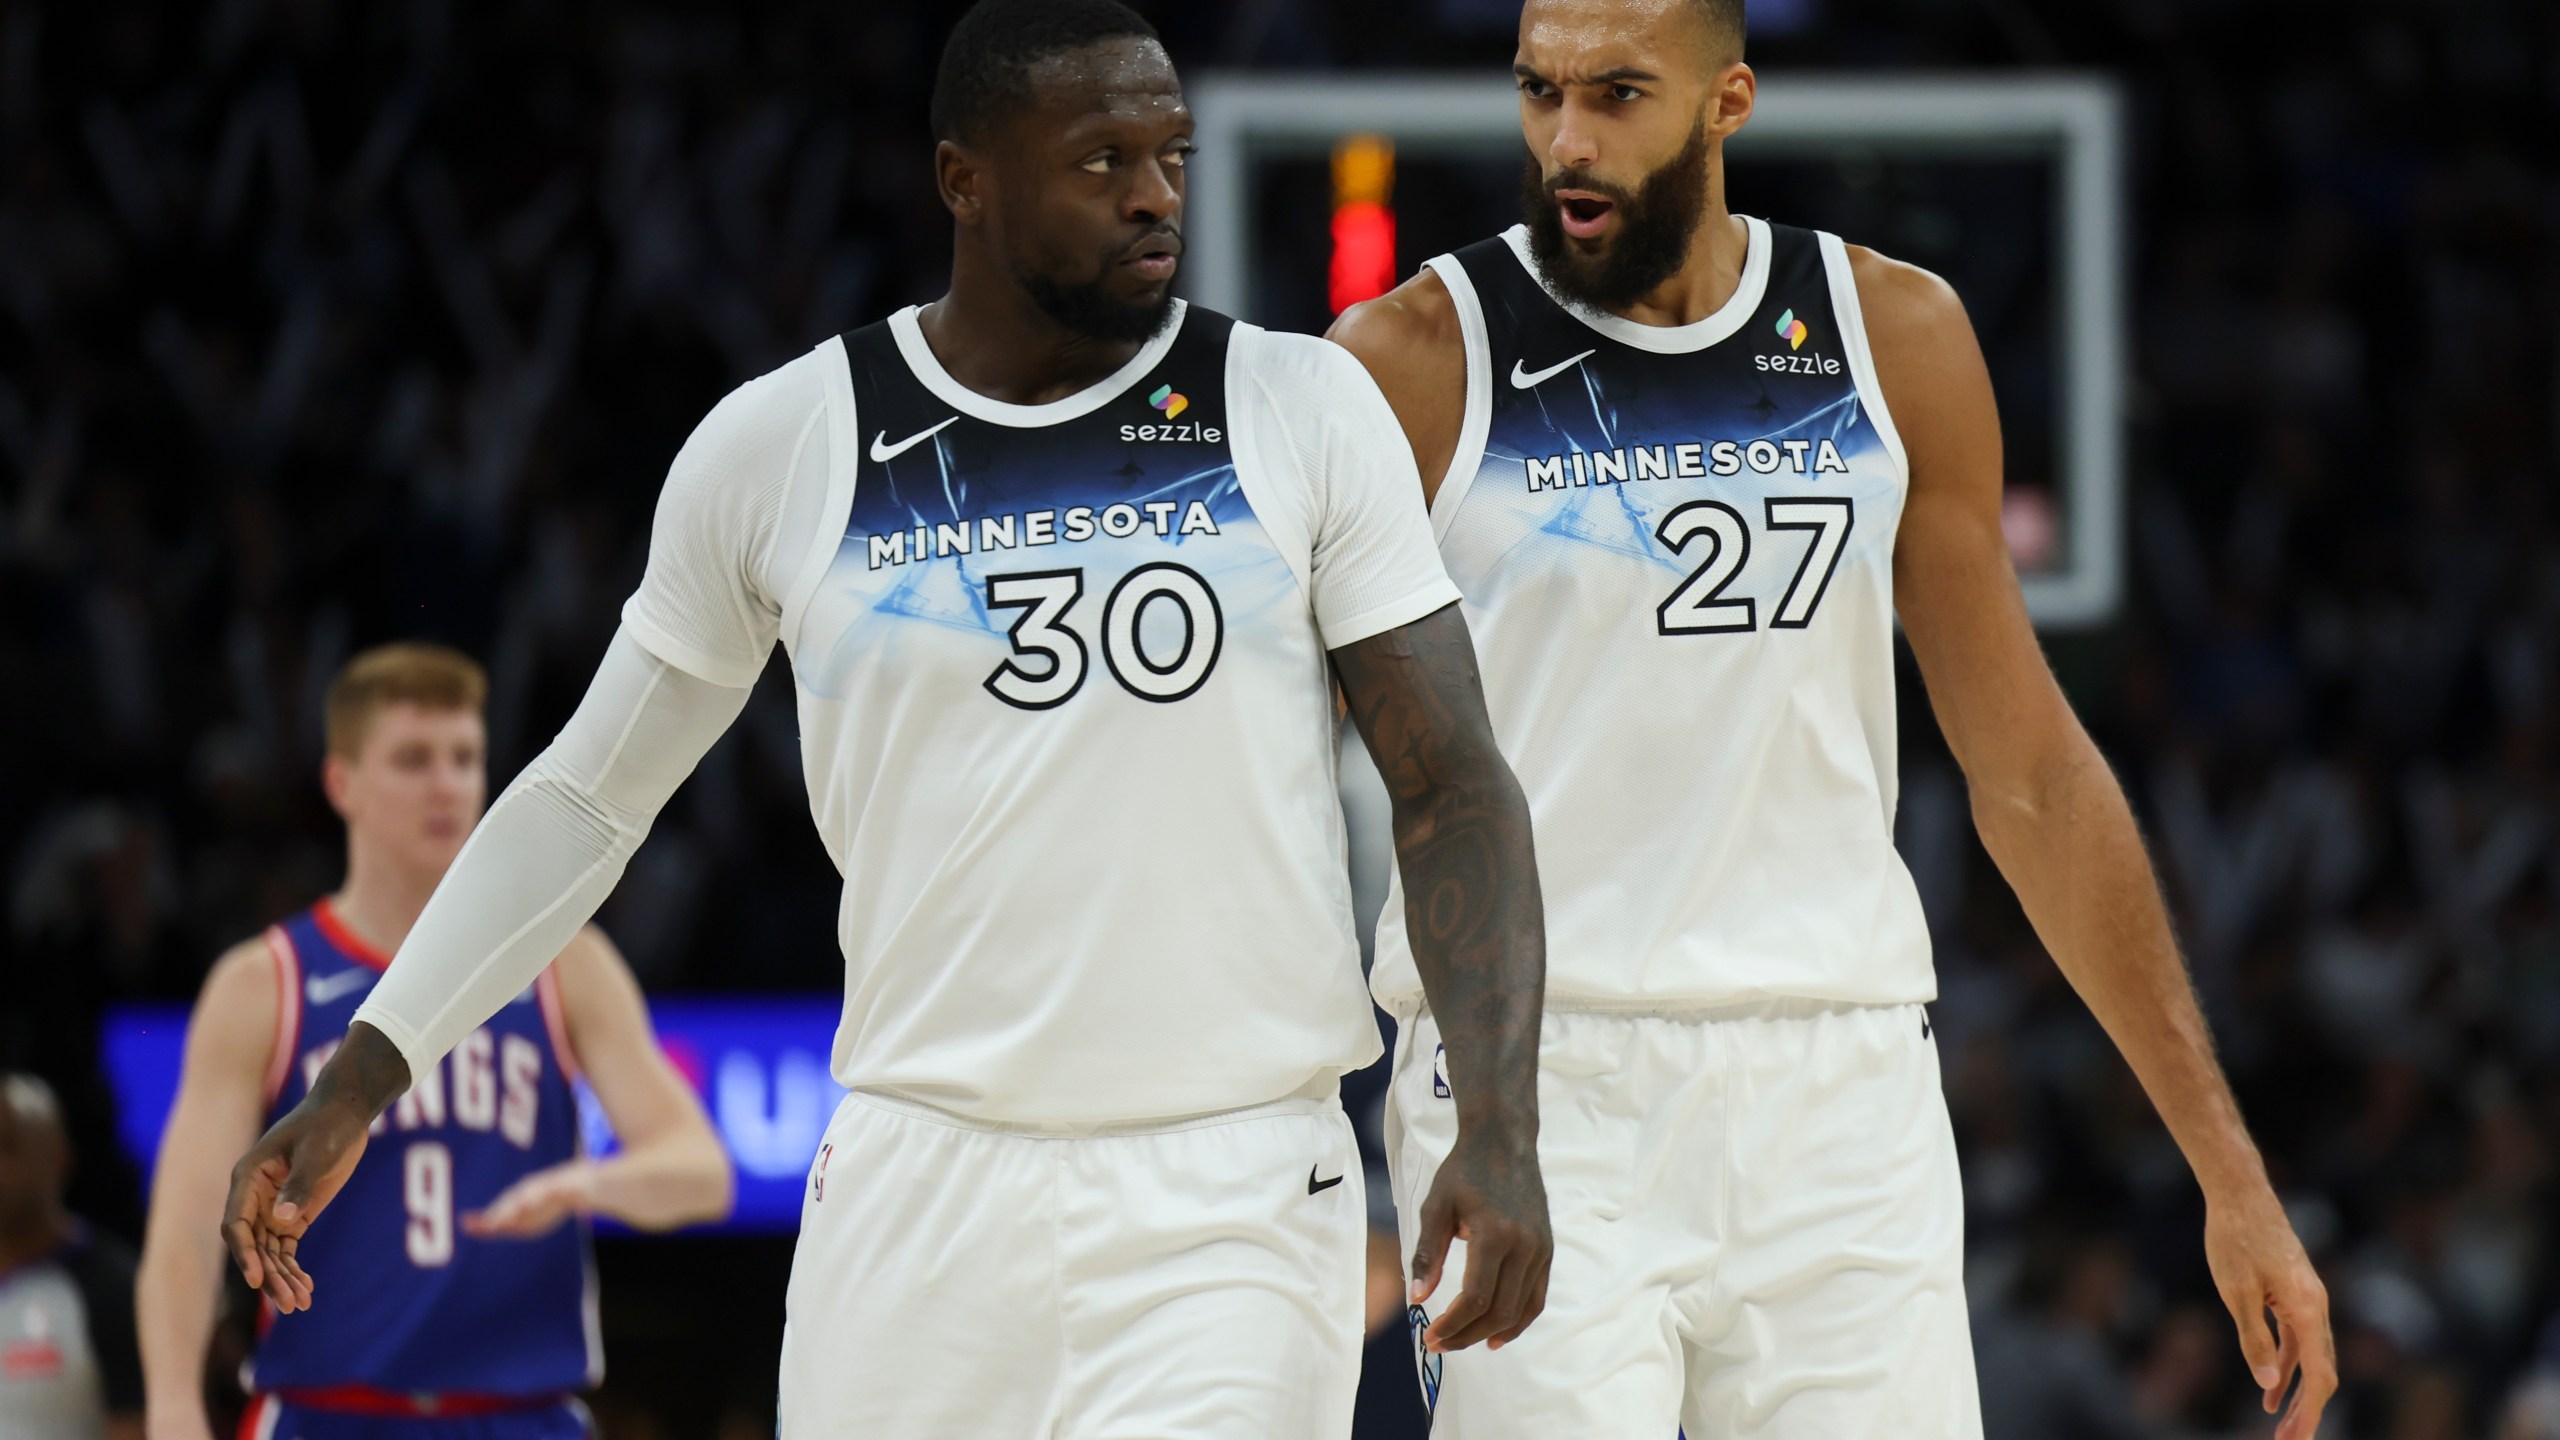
[
  {"x1": 1521, "y1": 112, "x2": 1712, "y2": 313},
  {"x1": 1013, "y1": 236, "x2": 1182, "y2": 347}
]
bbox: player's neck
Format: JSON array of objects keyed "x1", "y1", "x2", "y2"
[
  {"x1": 1605, "y1": 208, "x2": 1753, "y2": 330},
  {"x1": 330, "y1": 849, "x2": 445, "y2": 959},
  {"x1": 920, "y1": 251, "x2": 1151, "y2": 407}
]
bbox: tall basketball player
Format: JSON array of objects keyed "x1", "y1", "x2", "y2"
[
  {"x1": 137, "y1": 645, "x2": 732, "y2": 1440},
  {"x1": 215, "y1": 3, "x2": 1553, "y2": 1437},
  {"x1": 1328, "y1": 1, "x2": 2335, "y2": 1437}
]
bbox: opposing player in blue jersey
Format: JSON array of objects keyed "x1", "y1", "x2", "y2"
[
  {"x1": 215, "y1": 3, "x2": 1551, "y2": 1437},
  {"x1": 136, "y1": 644, "x2": 732, "y2": 1440},
  {"x1": 1329, "y1": 1, "x2": 2336, "y2": 1437}
]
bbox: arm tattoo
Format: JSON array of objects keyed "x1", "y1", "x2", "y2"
[{"x1": 1333, "y1": 604, "x2": 1545, "y2": 1140}]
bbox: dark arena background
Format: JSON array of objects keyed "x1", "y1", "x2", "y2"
[{"x1": 5, "y1": 1, "x2": 2559, "y2": 1437}]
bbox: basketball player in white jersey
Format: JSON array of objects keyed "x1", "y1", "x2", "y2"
[
  {"x1": 1329, "y1": 1, "x2": 2335, "y2": 1437},
  {"x1": 214, "y1": 3, "x2": 1553, "y2": 1436}
]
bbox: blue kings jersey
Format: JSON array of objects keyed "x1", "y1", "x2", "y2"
[
  {"x1": 1370, "y1": 218, "x2": 1936, "y2": 1011},
  {"x1": 248, "y1": 901, "x2": 601, "y2": 1397}
]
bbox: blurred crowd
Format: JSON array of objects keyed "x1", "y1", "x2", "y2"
[{"x1": 3, "y1": 0, "x2": 2556, "y2": 1437}]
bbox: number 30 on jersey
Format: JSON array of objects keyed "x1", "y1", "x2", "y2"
[{"x1": 982, "y1": 564, "x2": 1224, "y2": 710}]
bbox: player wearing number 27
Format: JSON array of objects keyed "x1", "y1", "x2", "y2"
[
  {"x1": 215, "y1": 2, "x2": 1552, "y2": 1437},
  {"x1": 135, "y1": 644, "x2": 733, "y2": 1440},
  {"x1": 1329, "y1": 0, "x2": 2337, "y2": 1437}
]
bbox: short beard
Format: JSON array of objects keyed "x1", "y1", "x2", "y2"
[
  {"x1": 1521, "y1": 114, "x2": 1711, "y2": 312},
  {"x1": 1016, "y1": 265, "x2": 1178, "y2": 346}
]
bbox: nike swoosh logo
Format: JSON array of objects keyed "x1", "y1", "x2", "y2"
[
  {"x1": 304, "y1": 969, "x2": 372, "y2": 1006},
  {"x1": 1307, "y1": 1165, "x2": 1345, "y2": 1195},
  {"x1": 869, "y1": 416, "x2": 958, "y2": 463},
  {"x1": 1510, "y1": 350, "x2": 1596, "y2": 389}
]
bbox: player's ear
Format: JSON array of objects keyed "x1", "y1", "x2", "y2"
[
  {"x1": 1709, "y1": 62, "x2": 1756, "y2": 140},
  {"x1": 937, "y1": 139, "x2": 985, "y2": 225},
  {"x1": 321, "y1": 753, "x2": 356, "y2": 821}
]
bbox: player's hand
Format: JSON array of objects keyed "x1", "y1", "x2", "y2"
[
  {"x1": 222, "y1": 1023, "x2": 409, "y2": 1312},
  {"x1": 464, "y1": 1159, "x2": 597, "y2": 1239},
  {"x1": 1410, "y1": 1125, "x2": 1551, "y2": 1353},
  {"x1": 2204, "y1": 1182, "x2": 2335, "y2": 1440}
]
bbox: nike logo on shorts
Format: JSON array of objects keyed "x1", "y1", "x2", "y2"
[
  {"x1": 304, "y1": 969, "x2": 371, "y2": 1006},
  {"x1": 869, "y1": 416, "x2": 958, "y2": 463},
  {"x1": 1509, "y1": 350, "x2": 1595, "y2": 389},
  {"x1": 1307, "y1": 1165, "x2": 1345, "y2": 1195}
]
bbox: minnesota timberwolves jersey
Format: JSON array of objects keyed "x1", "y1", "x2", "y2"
[
  {"x1": 1370, "y1": 218, "x2": 1935, "y2": 1012},
  {"x1": 248, "y1": 901, "x2": 600, "y2": 1398},
  {"x1": 776, "y1": 301, "x2": 1432, "y2": 1124}
]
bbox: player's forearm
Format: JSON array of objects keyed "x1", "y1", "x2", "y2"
[
  {"x1": 586, "y1": 1128, "x2": 735, "y2": 1230},
  {"x1": 353, "y1": 760, "x2": 650, "y2": 1076},
  {"x1": 1336, "y1": 610, "x2": 1548, "y2": 1141},
  {"x1": 135, "y1": 1225, "x2": 222, "y2": 1428},
  {"x1": 353, "y1": 631, "x2": 748, "y2": 1076},
  {"x1": 1971, "y1": 735, "x2": 2270, "y2": 1197},
  {"x1": 1392, "y1": 767, "x2": 1548, "y2": 1139}
]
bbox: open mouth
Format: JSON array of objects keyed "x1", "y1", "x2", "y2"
[
  {"x1": 1556, "y1": 190, "x2": 1616, "y2": 239},
  {"x1": 1121, "y1": 232, "x2": 1182, "y2": 281}
]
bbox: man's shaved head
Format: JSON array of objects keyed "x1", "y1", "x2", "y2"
[
  {"x1": 1689, "y1": 0, "x2": 1745, "y2": 61},
  {"x1": 0, "y1": 1073, "x2": 70, "y2": 1226}
]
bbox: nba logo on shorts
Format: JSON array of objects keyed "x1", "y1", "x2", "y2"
[{"x1": 1432, "y1": 1043, "x2": 1450, "y2": 1099}]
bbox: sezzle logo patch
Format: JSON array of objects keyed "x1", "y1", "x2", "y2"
[
  {"x1": 1120, "y1": 382, "x2": 1224, "y2": 443},
  {"x1": 1755, "y1": 306, "x2": 1841, "y2": 375}
]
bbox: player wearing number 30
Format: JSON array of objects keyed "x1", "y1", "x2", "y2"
[
  {"x1": 1330, "y1": 0, "x2": 2336, "y2": 1437},
  {"x1": 135, "y1": 646, "x2": 733, "y2": 1440},
  {"x1": 214, "y1": 3, "x2": 1553, "y2": 1438}
]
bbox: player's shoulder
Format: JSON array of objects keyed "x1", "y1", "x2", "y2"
[
  {"x1": 680, "y1": 346, "x2": 834, "y2": 461},
  {"x1": 187, "y1": 935, "x2": 285, "y2": 1059},
  {"x1": 1324, "y1": 267, "x2": 1461, "y2": 373},
  {"x1": 204, "y1": 934, "x2": 282, "y2": 999},
  {"x1": 1225, "y1": 318, "x2": 1393, "y2": 416},
  {"x1": 1841, "y1": 243, "x2": 1972, "y2": 348}
]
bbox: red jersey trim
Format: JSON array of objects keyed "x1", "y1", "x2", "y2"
[
  {"x1": 310, "y1": 899, "x2": 393, "y2": 971},
  {"x1": 260, "y1": 927, "x2": 302, "y2": 1106},
  {"x1": 268, "y1": 1385, "x2": 569, "y2": 1418},
  {"x1": 534, "y1": 966, "x2": 583, "y2": 1086}
]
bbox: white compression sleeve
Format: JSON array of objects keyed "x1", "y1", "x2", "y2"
[{"x1": 351, "y1": 628, "x2": 752, "y2": 1079}]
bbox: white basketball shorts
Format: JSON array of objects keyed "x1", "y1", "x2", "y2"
[
  {"x1": 777, "y1": 1086, "x2": 1366, "y2": 1439},
  {"x1": 1388, "y1": 1000, "x2": 1982, "y2": 1439}
]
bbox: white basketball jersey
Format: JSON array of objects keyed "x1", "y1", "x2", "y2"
[
  {"x1": 776, "y1": 302, "x2": 1454, "y2": 1124},
  {"x1": 1370, "y1": 219, "x2": 1935, "y2": 1012}
]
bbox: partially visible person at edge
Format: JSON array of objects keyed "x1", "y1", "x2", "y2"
[
  {"x1": 0, "y1": 1073, "x2": 144, "y2": 1440},
  {"x1": 1329, "y1": 0, "x2": 2335, "y2": 1435},
  {"x1": 137, "y1": 643, "x2": 732, "y2": 1440},
  {"x1": 212, "y1": 3, "x2": 1552, "y2": 1437}
]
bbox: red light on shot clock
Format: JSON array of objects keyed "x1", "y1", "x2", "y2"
[{"x1": 1329, "y1": 134, "x2": 1396, "y2": 314}]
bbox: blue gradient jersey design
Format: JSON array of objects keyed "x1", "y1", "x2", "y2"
[
  {"x1": 248, "y1": 902, "x2": 600, "y2": 1402},
  {"x1": 776, "y1": 302, "x2": 1422, "y2": 1124},
  {"x1": 1371, "y1": 219, "x2": 1936, "y2": 1011}
]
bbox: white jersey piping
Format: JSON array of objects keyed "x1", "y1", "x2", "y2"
[
  {"x1": 1497, "y1": 216, "x2": 1773, "y2": 354},
  {"x1": 1419, "y1": 255, "x2": 1494, "y2": 543},
  {"x1": 887, "y1": 301, "x2": 1189, "y2": 428},
  {"x1": 783, "y1": 334, "x2": 861, "y2": 663},
  {"x1": 1819, "y1": 231, "x2": 1910, "y2": 487}
]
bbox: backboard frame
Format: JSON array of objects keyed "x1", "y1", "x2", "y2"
[{"x1": 1186, "y1": 71, "x2": 2127, "y2": 629}]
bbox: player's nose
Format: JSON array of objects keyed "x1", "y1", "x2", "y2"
[
  {"x1": 1125, "y1": 156, "x2": 1181, "y2": 224},
  {"x1": 1548, "y1": 101, "x2": 1601, "y2": 171}
]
